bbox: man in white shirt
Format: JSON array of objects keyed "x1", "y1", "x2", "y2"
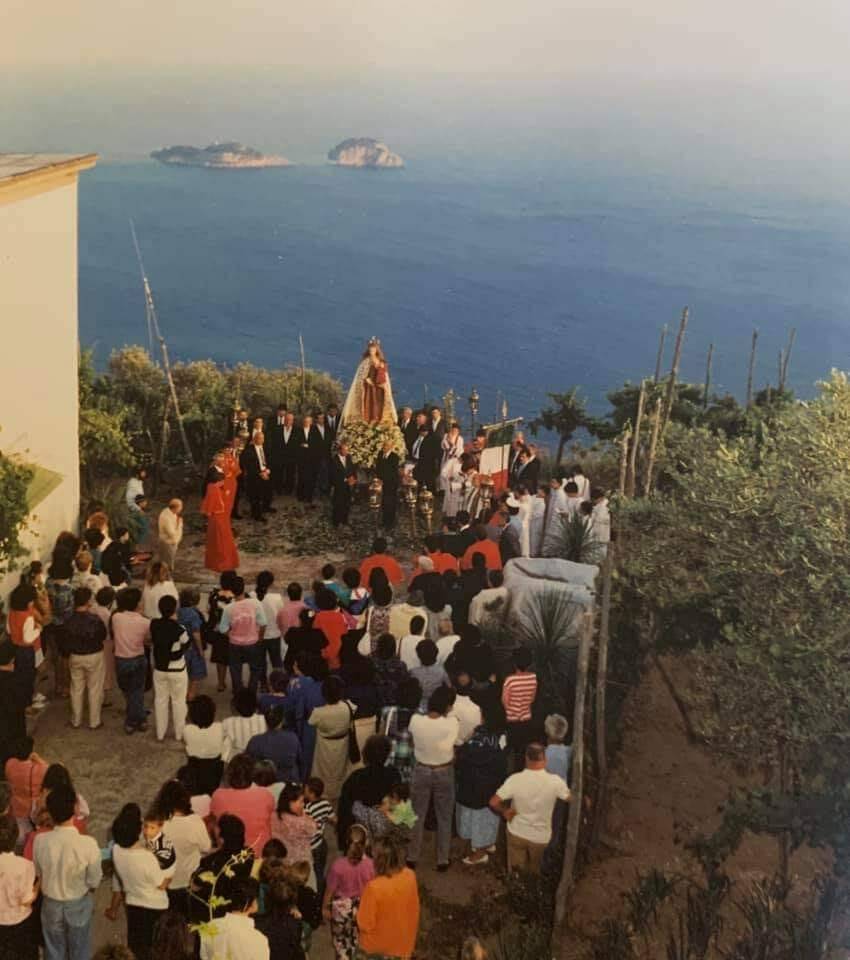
[
  {"x1": 489, "y1": 741, "x2": 570, "y2": 873},
  {"x1": 200, "y1": 876, "x2": 269, "y2": 960},
  {"x1": 449, "y1": 674, "x2": 481, "y2": 744},
  {"x1": 435, "y1": 619, "x2": 460, "y2": 665},
  {"x1": 389, "y1": 591, "x2": 427, "y2": 647},
  {"x1": 468, "y1": 571, "x2": 509, "y2": 628},
  {"x1": 591, "y1": 488, "x2": 611, "y2": 554},
  {"x1": 397, "y1": 614, "x2": 428, "y2": 671},
  {"x1": 33, "y1": 785, "x2": 102, "y2": 960},
  {"x1": 157, "y1": 499, "x2": 184, "y2": 573}
]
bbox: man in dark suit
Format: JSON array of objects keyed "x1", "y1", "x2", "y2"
[
  {"x1": 330, "y1": 442, "x2": 357, "y2": 526},
  {"x1": 312, "y1": 411, "x2": 333, "y2": 495},
  {"x1": 429, "y1": 406, "x2": 447, "y2": 443},
  {"x1": 242, "y1": 432, "x2": 273, "y2": 521},
  {"x1": 375, "y1": 438, "x2": 401, "y2": 529},
  {"x1": 326, "y1": 404, "x2": 341, "y2": 446},
  {"x1": 295, "y1": 414, "x2": 319, "y2": 504},
  {"x1": 514, "y1": 446, "x2": 541, "y2": 494},
  {"x1": 399, "y1": 407, "x2": 418, "y2": 455},
  {"x1": 445, "y1": 509, "x2": 477, "y2": 558},
  {"x1": 267, "y1": 404, "x2": 288, "y2": 495},
  {"x1": 411, "y1": 424, "x2": 440, "y2": 492},
  {"x1": 273, "y1": 412, "x2": 298, "y2": 496}
]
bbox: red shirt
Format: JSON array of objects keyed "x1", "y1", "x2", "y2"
[
  {"x1": 4, "y1": 758, "x2": 48, "y2": 818},
  {"x1": 460, "y1": 539, "x2": 503, "y2": 572},
  {"x1": 314, "y1": 610, "x2": 347, "y2": 670},
  {"x1": 502, "y1": 671, "x2": 538, "y2": 722},
  {"x1": 360, "y1": 554, "x2": 405, "y2": 587},
  {"x1": 426, "y1": 552, "x2": 459, "y2": 576}
]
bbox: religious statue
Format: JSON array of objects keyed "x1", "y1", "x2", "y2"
[{"x1": 341, "y1": 338, "x2": 398, "y2": 426}]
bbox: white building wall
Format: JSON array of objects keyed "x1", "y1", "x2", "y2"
[{"x1": 0, "y1": 181, "x2": 80, "y2": 591}]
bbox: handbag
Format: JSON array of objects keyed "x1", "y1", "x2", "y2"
[{"x1": 346, "y1": 702, "x2": 361, "y2": 765}]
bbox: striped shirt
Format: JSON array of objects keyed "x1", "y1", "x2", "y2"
[
  {"x1": 501, "y1": 672, "x2": 538, "y2": 722},
  {"x1": 305, "y1": 799, "x2": 334, "y2": 851}
]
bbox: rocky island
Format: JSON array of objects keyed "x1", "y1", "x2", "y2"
[
  {"x1": 327, "y1": 138, "x2": 404, "y2": 168},
  {"x1": 150, "y1": 142, "x2": 291, "y2": 169}
]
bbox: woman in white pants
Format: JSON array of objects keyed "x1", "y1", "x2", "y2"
[{"x1": 150, "y1": 594, "x2": 191, "y2": 741}]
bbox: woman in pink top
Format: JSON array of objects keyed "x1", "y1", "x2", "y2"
[
  {"x1": 0, "y1": 816, "x2": 38, "y2": 960},
  {"x1": 110, "y1": 587, "x2": 151, "y2": 733},
  {"x1": 322, "y1": 824, "x2": 375, "y2": 960},
  {"x1": 270, "y1": 783, "x2": 317, "y2": 887},
  {"x1": 3, "y1": 737, "x2": 47, "y2": 841},
  {"x1": 209, "y1": 754, "x2": 274, "y2": 857}
]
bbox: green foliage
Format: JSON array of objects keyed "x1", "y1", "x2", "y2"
[
  {"x1": 78, "y1": 350, "x2": 135, "y2": 480},
  {"x1": 589, "y1": 380, "x2": 705, "y2": 440},
  {"x1": 529, "y1": 388, "x2": 592, "y2": 466},
  {"x1": 619, "y1": 371, "x2": 850, "y2": 780},
  {"x1": 548, "y1": 510, "x2": 602, "y2": 564},
  {"x1": 0, "y1": 443, "x2": 34, "y2": 578}
]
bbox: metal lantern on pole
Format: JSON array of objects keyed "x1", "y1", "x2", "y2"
[
  {"x1": 443, "y1": 388, "x2": 457, "y2": 426},
  {"x1": 401, "y1": 473, "x2": 419, "y2": 536},
  {"x1": 478, "y1": 474, "x2": 495, "y2": 514},
  {"x1": 368, "y1": 477, "x2": 383, "y2": 511},
  {"x1": 417, "y1": 485, "x2": 435, "y2": 533},
  {"x1": 468, "y1": 388, "x2": 480, "y2": 436}
]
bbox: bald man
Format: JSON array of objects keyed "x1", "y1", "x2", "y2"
[{"x1": 158, "y1": 498, "x2": 184, "y2": 573}]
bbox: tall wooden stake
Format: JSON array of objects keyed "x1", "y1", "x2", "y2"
[
  {"x1": 617, "y1": 427, "x2": 631, "y2": 497},
  {"x1": 660, "y1": 307, "x2": 689, "y2": 436},
  {"x1": 643, "y1": 398, "x2": 662, "y2": 497},
  {"x1": 298, "y1": 334, "x2": 307, "y2": 408},
  {"x1": 703, "y1": 343, "x2": 714, "y2": 408},
  {"x1": 593, "y1": 549, "x2": 613, "y2": 827},
  {"x1": 654, "y1": 324, "x2": 668, "y2": 384},
  {"x1": 746, "y1": 329, "x2": 758, "y2": 409},
  {"x1": 555, "y1": 610, "x2": 594, "y2": 935},
  {"x1": 779, "y1": 327, "x2": 796, "y2": 393},
  {"x1": 626, "y1": 380, "x2": 646, "y2": 498}
]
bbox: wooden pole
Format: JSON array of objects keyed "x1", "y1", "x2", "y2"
[
  {"x1": 298, "y1": 335, "x2": 307, "y2": 409},
  {"x1": 594, "y1": 548, "x2": 613, "y2": 817},
  {"x1": 626, "y1": 380, "x2": 646, "y2": 497},
  {"x1": 779, "y1": 327, "x2": 796, "y2": 394},
  {"x1": 660, "y1": 307, "x2": 689, "y2": 436},
  {"x1": 554, "y1": 609, "x2": 594, "y2": 932},
  {"x1": 617, "y1": 427, "x2": 631, "y2": 497},
  {"x1": 703, "y1": 343, "x2": 713, "y2": 408},
  {"x1": 643, "y1": 398, "x2": 662, "y2": 497},
  {"x1": 653, "y1": 324, "x2": 668, "y2": 384},
  {"x1": 746, "y1": 329, "x2": 758, "y2": 409}
]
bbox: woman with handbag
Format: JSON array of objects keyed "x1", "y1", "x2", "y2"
[{"x1": 308, "y1": 676, "x2": 358, "y2": 801}]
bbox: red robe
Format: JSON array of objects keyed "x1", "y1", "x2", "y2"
[{"x1": 201, "y1": 479, "x2": 239, "y2": 573}]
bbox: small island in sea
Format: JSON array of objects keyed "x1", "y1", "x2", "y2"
[
  {"x1": 327, "y1": 138, "x2": 404, "y2": 168},
  {"x1": 150, "y1": 142, "x2": 291, "y2": 169}
]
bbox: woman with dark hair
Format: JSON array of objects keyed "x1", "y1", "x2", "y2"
[
  {"x1": 340, "y1": 633, "x2": 380, "y2": 757},
  {"x1": 109, "y1": 803, "x2": 168, "y2": 960},
  {"x1": 251, "y1": 570, "x2": 284, "y2": 682},
  {"x1": 7, "y1": 583, "x2": 41, "y2": 709},
  {"x1": 313, "y1": 588, "x2": 347, "y2": 671},
  {"x1": 381, "y1": 676, "x2": 422, "y2": 784},
  {"x1": 336, "y1": 735, "x2": 400, "y2": 848},
  {"x1": 0, "y1": 815, "x2": 38, "y2": 960},
  {"x1": 151, "y1": 910, "x2": 193, "y2": 960},
  {"x1": 183, "y1": 695, "x2": 229, "y2": 794},
  {"x1": 454, "y1": 709, "x2": 507, "y2": 865},
  {"x1": 111, "y1": 586, "x2": 151, "y2": 734},
  {"x1": 373, "y1": 633, "x2": 408, "y2": 707},
  {"x1": 189, "y1": 813, "x2": 254, "y2": 923},
  {"x1": 34, "y1": 762, "x2": 89, "y2": 831},
  {"x1": 284, "y1": 607, "x2": 328, "y2": 673},
  {"x1": 204, "y1": 570, "x2": 237, "y2": 693},
  {"x1": 308, "y1": 676, "x2": 356, "y2": 801},
  {"x1": 289, "y1": 652, "x2": 327, "y2": 779},
  {"x1": 209, "y1": 753, "x2": 274, "y2": 856},
  {"x1": 364, "y1": 583, "x2": 392, "y2": 652},
  {"x1": 100, "y1": 528, "x2": 133, "y2": 588},
  {"x1": 246, "y1": 704, "x2": 301, "y2": 783},
  {"x1": 423, "y1": 584, "x2": 451, "y2": 641},
  {"x1": 45, "y1": 551, "x2": 75, "y2": 698},
  {"x1": 356, "y1": 836, "x2": 419, "y2": 960},
  {"x1": 155, "y1": 780, "x2": 212, "y2": 914}
]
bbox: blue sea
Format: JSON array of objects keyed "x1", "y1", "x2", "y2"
[{"x1": 79, "y1": 161, "x2": 850, "y2": 424}]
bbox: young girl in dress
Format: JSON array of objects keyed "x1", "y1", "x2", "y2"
[
  {"x1": 322, "y1": 824, "x2": 374, "y2": 960},
  {"x1": 270, "y1": 783, "x2": 318, "y2": 890}
]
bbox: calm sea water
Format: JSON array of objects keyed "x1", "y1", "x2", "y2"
[{"x1": 78, "y1": 161, "x2": 850, "y2": 424}]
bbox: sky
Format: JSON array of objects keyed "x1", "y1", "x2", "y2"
[{"x1": 4, "y1": 0, "x2": 850, "y2": 190}]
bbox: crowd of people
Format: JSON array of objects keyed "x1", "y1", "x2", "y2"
[{"x1": 0, "y1": 402, "x2": 606, "y2": 960}]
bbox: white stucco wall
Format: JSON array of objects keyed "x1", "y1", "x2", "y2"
[{"x1": 0, "y1": 181, "x2": 80, "y2": 592}]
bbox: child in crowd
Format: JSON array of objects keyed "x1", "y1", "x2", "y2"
[
  {"x1": 304, "y1": 776, "x2": 335, "y2": 890},
  {"x1": 341, "y1": 568, "x2": 369, "y2": 617},
  {"x1": 271, "y1": 783, "x2": 318, "y2": 889},
  {"x1": 384, "y1": 783, "x2": 417, "y2": 830},
  {"x1": 178, "y1": 588, "x2": 207, "y2": 701},
  {"x1": 541, "y1": 712, "x2": 572, "y2": 879},
  {"x1": 322, "y1": 824, "x2": 374, "y2": 960},
  {"x1": 288, "y1": 858, "x2": 322, "y2": 952},
  {"x1": 142, "y1": 807, "x2": 177, "y2": 879},
  {"x1": 254, "y1": 838, "x2": 287, "y2": 912},
  {"x1": 258, "y1": 668, "x2": 289, "y2": 716}
]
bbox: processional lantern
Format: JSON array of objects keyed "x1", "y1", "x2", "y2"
[
  {"x1": 368, "y1": 477, "x2": 383, "y2": 512},
  {"x1": 478, "y1": 474, "x2": 495, "y2": 513},
  {"x1": 468, "y1": 388, "x2": 480, "y2": 435},
  {"x1": 417, "y1": 486, "x2": 435, "y2": 533}
]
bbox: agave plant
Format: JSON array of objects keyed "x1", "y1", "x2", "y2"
[
  {"x1": 514, "y1": 587, "x2": 581, "y2": 717},
  {"x1": 549, "y1": 510, "x2": 604, "y2": 565}
]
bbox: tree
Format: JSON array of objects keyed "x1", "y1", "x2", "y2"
[
  {"x1": 0, "y1": 441, "x2": 34, "y2": 578},
  {"x1": 107, "y1": 346, "x2": 167, "y2": 458},
  {"x1": 528, "y1": 389, "x2": 591, "y2": 467},
  {"x1": 78, "y1": 350, "x2": 135, "y2": 485}
]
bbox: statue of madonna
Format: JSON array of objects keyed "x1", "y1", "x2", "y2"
[{"x1": 341, "y1": 338, "x2": 398, "y2": 427}]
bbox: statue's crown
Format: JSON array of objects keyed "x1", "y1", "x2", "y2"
[{"x1": 368, "y1": 336, "x2": 381, "y2": 347}]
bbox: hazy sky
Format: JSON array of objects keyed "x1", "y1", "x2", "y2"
[{"x1": 5, "y1": 0, "x2": 850, "y2": 189}]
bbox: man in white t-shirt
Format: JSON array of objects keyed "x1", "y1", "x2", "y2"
[
  {"x1": 489, "y1": 741, "x2": 570, "y2": 872},
  {"x1": 449, "y1": 673, "x2": 482, "y2": 744},
  {"x1": 435, "y1": 619, "x2": 460, "y2": 665}
]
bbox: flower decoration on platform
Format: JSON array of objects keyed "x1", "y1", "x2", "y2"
[{"x1": 339, "y1": 420, "x2": 406, "y2": 468}]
